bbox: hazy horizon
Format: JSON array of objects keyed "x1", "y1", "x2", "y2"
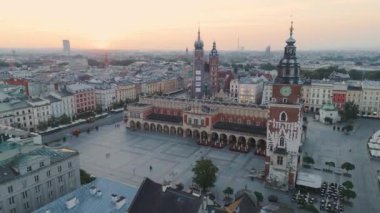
[{"x1": 1, "y1": 0, "x2": 379, "y2": 51}]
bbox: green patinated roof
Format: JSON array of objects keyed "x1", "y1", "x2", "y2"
[{"x1": 321, "y1": 103, "x2": 336, "y2": 111}]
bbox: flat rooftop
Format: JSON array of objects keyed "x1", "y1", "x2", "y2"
[{"x1": 34, "y1": 177, "x2": 137, "y2": 213}]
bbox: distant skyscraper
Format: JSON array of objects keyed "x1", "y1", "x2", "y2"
[
  {"x1": 265, "y1": 45, "x2": 271, "y2": 57},
  {"x1": 63, "y1": 40, "x2": 70, "y2": 55}
]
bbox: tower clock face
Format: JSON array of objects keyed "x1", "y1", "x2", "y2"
[{"x1": 280, "y1": 86, "x2": 292, "y2": 97}]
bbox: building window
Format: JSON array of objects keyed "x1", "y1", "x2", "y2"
[
  {"x1": 277, "y1": 156, "x2": 283, "y2": 165},
  {"x1": 9, "y1": 196, "x2": 15, "y2": 205},
  {"x1": 58, "y1": 176, "x2": 63, "y2": 183},
  {"x1": 188, "y1": 118, "x2": 191, "y2": 124},
  {"x1": 58, "y1": 165, "x2": 62, "y2": 172},
  {"x1": 27, "y1": 166, "x2": 32, "y2": 172},
  {"x1": 60, "y1": 185, "x2": 64, "y2": 193},
  {"x1": 47, "y1": 180, "x2": 52, "y2": 188},
  {"x1": 8, "y1": 185, "x2": 13, "y2": 193},
  {"x1": 35, "y1": 185, "x2": 41, "y2": 193},
  {"x1": 22, "y1": 191, "x2": 28, "y2": 199},
  {"x1": 24, "y1": 202, "x2": 29, "y2": 209},
  {"x1": 69, "y1": 171, "x2": 74, "y2": 178},
  {"x1": 280, "y1": 112, "x2": 287, "y2": 122},
  {"x1": 283, "y1": 98, "x2": 287, "y2": 103},
  {"x1": 34, "y1": 175, "x2": 39, "y2": 183},
  {"x1": 68, "y1": 162, "x2": 72, "y2": 168},
  {"x1": 280, "y1": 137, "x2": 285, "y2": 147},
  {"x1": 47, "y1": 170, "x2": 51, "y2": 177},
  {"x1": 10, "y1": 208, "x2": 16, "y2": 213},
  {"x1": 40, "y1": 162, "x2": 44, "y2": 167}
]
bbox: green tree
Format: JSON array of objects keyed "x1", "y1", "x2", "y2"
[
  {"x1": 342, "y1": 180, "x2": 354, "y2": 189},
  {"x1": 303, "y1": 156, "x2": 315, "y2": 165},
  {"x1": 341, "y1": 162, "x2": 355, "y2": 174},
  {"x1": 342, "y1": 188, "x2": 356, "y2": 200},
  {"x1": 95, "y1": 105, "x2": 103, "y2": 114},
  {"x1": 342, "y1": 101, "x2": 359, "y2": 121},
  {"x1": 192, "y1": 158, "x2": 219, "y2": 193},
  {"x1": 80, "y1": 169, "x2": 96, "y2": 185},
  {"x1": 223, "y1": 187, "x2": 234, "y2": 198},
  {"x1": 59, "y1": 114, "x2": 71, "y2": 124},
  {"x1": 254, "y1": 191, "x2": 264, "y2": 205},
  {"x1": 325, "y1": 161, "x2": 335, "y2": 170}
]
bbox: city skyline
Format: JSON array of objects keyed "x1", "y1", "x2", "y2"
[{"x1": 0, "y1": 0, "x2": 379, "y2": 51}]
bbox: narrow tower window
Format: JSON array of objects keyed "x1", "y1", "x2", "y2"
[{"x1": 280, "y1": 111, "x2": 287, "y2": 121}]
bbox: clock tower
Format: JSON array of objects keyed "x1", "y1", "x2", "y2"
[{"x1": 265, "y1": 21, "x2": 305, "y2": 191}]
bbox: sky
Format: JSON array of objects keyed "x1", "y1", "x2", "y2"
[{"x1": 0, "y1": 0, "x2": 379, "y2": 51}]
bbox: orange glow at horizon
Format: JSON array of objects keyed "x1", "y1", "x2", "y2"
[{"x1": 0, "y1": 0, "x2": 379, "y2": 50}]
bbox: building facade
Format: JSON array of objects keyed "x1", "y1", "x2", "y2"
[
  {"x1": 230, "y1": 77, "x2": 264, "y2": 104},
  {"x1": 115, "y1": 83, "x2": 137, "y2": 102},
  {"x1": 0, "y1": 141, "x2": 80, "y2": 213},
  {"x1": 66, "y1": 84, "x2": 96, "y2": 114},
  {"x1": 27, "y1": 98, "x2": 52, "y2": 128}
]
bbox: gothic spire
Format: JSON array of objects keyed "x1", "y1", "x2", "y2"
[{"x1": 290, "y1": 20, "x2": 294, "y2": 37}]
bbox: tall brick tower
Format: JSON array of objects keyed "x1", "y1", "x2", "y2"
[
  {"x1": 265, "y1": 21, "x2": 305, "y2": 190},
  {"x1": 192, "y1": 28, "x2": 205, "y2": 99},
  {"x1": 209, "y1": 41, "x2": 219, "y2": 95}
]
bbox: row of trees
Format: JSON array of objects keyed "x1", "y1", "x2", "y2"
[
  {"x1": 37, "y1": 114, "x2": 72, "y2": 131},
  {"x1": 303, "y1": 156, "x2": 355, "y2": 174},
  {"x1": 301, "y1": 66, "x2": 380, "y2": 81}
]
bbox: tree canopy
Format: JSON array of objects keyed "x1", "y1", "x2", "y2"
[
  {"x1": 254, "y1": 191, "x2": 264, "y2": 204},
  {"x1": 223, "y1": 187, "x2": 234, "y2": 198},
  {"x1": 80, "y1": 169, "x2": 96, "y2": 185},
  {"x1": 342, "y1": 101, "x2": 359, "y2": 121},
  {"x1": 303, "y1": 156, "x2": 315, "y2": 165},
  {"x1": 192, "y1": 158, "x2": 219, "y2": 193},
  {"x1": 342, "y1": 180, "x2": 354, "y2": 189},
  {"x1": 341, "y1": 162, "x2": 355, "y2": 173}
]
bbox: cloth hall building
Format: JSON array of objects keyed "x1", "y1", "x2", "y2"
[{"x1": 125, "y1": 23, "x2": 306, "y2": 190}]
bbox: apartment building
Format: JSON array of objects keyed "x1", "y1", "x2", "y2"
[
  {"x1": 66, "y1": 84, "x2": 96, "y2": 114},
  {"x1": 93, "y1": 84, "x2": 116, "y2": 110},
  {"x1": 261, "y1": 83, "x2": 273, "y2": 105},
  {"x1": 26, "y1": 98, "x2": 52, "y2": 127},
  {"x1": 308, "y1": 80, "x2": 333, "y2": 112},
  {"x1": 229, "y1": 77, "x2": 264, "y2": 104},
  {"x1": 360, "y1": 81, "x2": 380, "y2": 115},
  {"x1": 115, "y1": 82, "x2": 137, "y2": 102},
  {"x1": 0, "y1": 135, "x2": 80, "y2": 213},
  {"x1": 50, "y1": 90, "x2": 75, "y2": 119},
  {"x1": 0, "y1": 100, "x2": 35, "y2": 131}
]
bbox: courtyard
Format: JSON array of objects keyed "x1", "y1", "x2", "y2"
[{"x1": 49, "y1": 116, "x2": 380, "y2": 212}]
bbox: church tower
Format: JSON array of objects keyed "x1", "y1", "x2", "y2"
[
  {"x1": 192, "y1": 28, "x2": 205, "y2": 99},
  {"x1": 209, "y1": 41, "x2": 219, "y2": 95},
  {"x1": 265, "y1": 21, "x2": 305, "y2": 190}
]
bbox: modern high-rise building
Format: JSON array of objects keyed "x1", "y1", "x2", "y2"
[{"x1": 62, "y1": 40, "x2": 70, "y2": 55}]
